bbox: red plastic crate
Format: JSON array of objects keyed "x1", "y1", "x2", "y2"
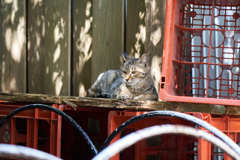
[
  {"x1": 196, "y1": 113, "x2": 240, "y2": 160},
  {"x1": 160, "y1": 0, "x2": 240, "y2": 106},
  {"x1": 0, "y1": 103, "x2": 63, "y2": 157},
  {"x1": 108, "y1": 111, "x2": 240, "y2": 160},
  {"x1": 108, "y1": 111, "x2": 198, "y2": 160},
  {"x1": 61, "y1": 108, "x2": 109, "y2": 160}
]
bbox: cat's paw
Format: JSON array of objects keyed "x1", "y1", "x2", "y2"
[{"x1": 116, "y1": 94, "x2": 132, "y2": 100}]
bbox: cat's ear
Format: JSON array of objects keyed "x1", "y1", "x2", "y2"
[
  {"x1": 120, "y1": 52, "x2": 129, "y2": 64},
  {"x1": 139, "y1": 54, "x2": 149, "y2": 66}
]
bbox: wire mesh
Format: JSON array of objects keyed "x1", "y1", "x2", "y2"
[{"x1": 175, "y1": 0, "x2": 240, "y2": 99}]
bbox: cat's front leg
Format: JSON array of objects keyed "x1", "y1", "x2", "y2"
[
  {"x1": 133, "y1": 93, "x2": 158, "y2": 101},
  {"x1": 112, "y1": 84, "x2": 133, "y2": 100}
]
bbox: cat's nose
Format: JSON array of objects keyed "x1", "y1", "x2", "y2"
[{"x1": 126, "y1": 76, "x2": 131, "y2": 82}]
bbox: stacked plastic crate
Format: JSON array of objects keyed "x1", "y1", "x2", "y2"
[
  {"x1": 108, "y1": 111, "x2": 240, "y2": 160},
  {"x1": 0, "y1": 103, "x2": 62, "y2": 157},
  {"x1": 160, "y1": 0, "x2": 240, "y2": 106},
  {"x1": 108, "y1": 111, "x2": 198, "y2": 160},
  {"x1": 158, "y1": 0, "x2": 240, "y2": 159}
]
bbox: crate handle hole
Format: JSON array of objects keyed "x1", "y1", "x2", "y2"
[
  {"x1": 161, "y1": 83, "x2": 165, "y2": 89},
  {"x1": 161, "y1": 76, "x2": 165, "y2": 83}
]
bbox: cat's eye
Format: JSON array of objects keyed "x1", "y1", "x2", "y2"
[
  {"x1": 132, "y1": 71, "x2": 137, "y2": 74},
  {"x1": 122, "y1": 71, "x2": 127, "y2": 74}
]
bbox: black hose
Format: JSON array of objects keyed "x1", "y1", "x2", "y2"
[
  {"x1": 0, "y1": 104, "x2": 98, "y2": 155},
  {"x1": 95, "y1": 125, "x2": 240, "y2": 160},
  {"x1": 101, "y1": 111, "x2": 240, "y2": 156}
]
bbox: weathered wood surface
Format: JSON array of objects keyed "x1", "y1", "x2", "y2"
[
  {"x1": 91, "y1": 0, "x2": 123, "y2": 83},
  {"x1": 0, "y1": 0, "x2": 165, "y2": 97},
  {"x1": 0, "y1": 0, "x2": 27, "y2": 93},
  {"x1": 126, "y1": 0, "x2": 165, "y2": 92},
  {"x1": 72, "y1": 0, "x2": 93, "y2": 97},
  {"x1": 28, "y1": 0, "x2": 70, "y2": 96},
  {"x1": 1, "y1": 92, "x2": 240, "y2": 115}
]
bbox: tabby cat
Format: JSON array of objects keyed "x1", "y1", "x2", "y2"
[{"x1": 88, "y1": 53, "x2": 158, "y2": 101}]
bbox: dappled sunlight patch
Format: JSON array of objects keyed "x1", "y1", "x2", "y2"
[
  {"x1": 33, "y1": 0, "x2": 43, "y2": 8},
  {"x1": 139, "y1": 11, "x2": 145, "y2": 20},
  {"x1": 9, "y1": 78, "x2": 17, "y2": 91},
  {"x1": 52, "y1": 71, "x2": 64, "y2": 96},
  {"x1": 75, "y1": 1, "x2": 93, "y2": 74},
  {"x1": 150, "y1": 26, "x2": 161, "y2": 46},
  {"x1": 41, "y1": 19, "x2": 46, "y2": 36},
  {"x1": 151, "y1": 55, "x2": 162, "y2": 91},
  {"x1": 1, "y1": 62, "x2": 6, "y2": 92},
  {"x1": 5, "y1": 28, "x2": 12, "y2": 51},
  {"x1": 53, "y1": 44, "x2": 61, "y2": 63},
  {"x1": 4, "y1": 17, "x2": 25, "y2": 63},
  {"x1": 134, "y1": 24, "x2": 146, "y2": 55},
  {"x1": 79, "y1": 18, "x2": 92, "y2": 56},
  {"x1": 85, "y1": 1, "x2": 92, "y2": 17},
  {"x1": 4, "y1": 0, "x2": 13, "y2": 4},
  {"x1": 10, "y1": 0, "x2": 18, "y2": 23},
  {"x1": 78, "y1": 83, "x2": 87, "y2": 97},
  {"x1": 46, "y1": 66, "x2": 49, "y2": 74},
  {"x1": 150, "y1": 0, "x2": 159, "y2": 17},
  {"x1": 1, "y1": 76, "x2": 17, "y2": 92},
  {"x1": 54, "y1": 18, "x2": 65, "y2": 43}
]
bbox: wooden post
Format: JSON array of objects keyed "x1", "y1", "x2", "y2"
[
  {"x1": 27, "y1": 0, "x2": 70, "y2": 96},
  {"x1": 72, "y1": 0, "x2": 93, "y2": 96},
  {"x1": 91, "y1": 0, "x2": 124, "y2": 83},
  {"x1": 0, "y1": 0, "x2": 27, "y2": 93}
]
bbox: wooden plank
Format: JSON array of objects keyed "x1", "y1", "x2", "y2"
[
  {"x1": 0, "y1": 92, "x2": 236, "y2": 115},
  {"x1": 27, "y1": 0, "x2": 70, "y2": 96},
  {"x1": 72, "y1": 0, "x2": 93, "y2": 96},
  {"x1": 91, "y1": 0, "x2": 124, "y2": 84},
  {"x1": 0, "y1": 0, "x2": 27, "y2": 93}
]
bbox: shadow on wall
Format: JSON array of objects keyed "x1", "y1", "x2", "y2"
[
  {"x1": 73, "y1": 0, "x2": 93, "y2": 97},
  {"x1": 0, "y1": 0, "x2": 165, "y2": 97},
  {"x1": 1, "y1": 0, "x2": 26, "y2": 93},
  {"x1": 146, "y1": 0, "x2": 166, "y2": 93},
  {"x1": 27, "y1": 0, "x2": 70, "y2": 96},
  {"x1": 0, "y1": 0, "x2": 92, "y2": 96},
  {"x1": 127, "y1": 0, "x2": 166, "y2": 92}
]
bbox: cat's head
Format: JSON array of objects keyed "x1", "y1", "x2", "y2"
[{"x1": 120, "y1": 53, "x2": 150, "y2": 85}]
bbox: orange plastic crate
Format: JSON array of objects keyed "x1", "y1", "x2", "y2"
[
  {"x1": 108, "y1": 111, "x2": 240, "y2": 160},
  {"x1": 0, "y1": 103, "x2": 63, "y2": 157},
  {"x1": 160, "y1": 0, "x2": 240, "y2": 105},
  {"x1": 108, "y1": 111, "x2": 198, "y2": 160},
  {"x1": 197, "y1": 113, "x2": 240, "y2": 160}
]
